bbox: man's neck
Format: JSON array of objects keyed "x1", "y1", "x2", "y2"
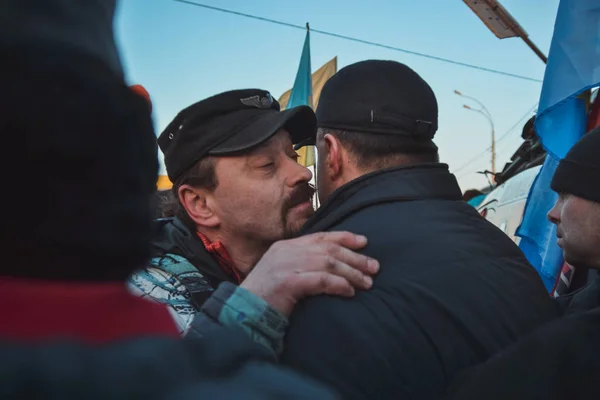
[
  {"x1": 199, "y1": 230, "x2": 270, "y2": 276},
  {"x1": 228, "y1": 240, "x2": 271, "y2": 276}
]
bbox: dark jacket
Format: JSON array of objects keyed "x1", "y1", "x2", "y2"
[
  {"x1": 133, "y1": 218, "x2": 289, "y2": 353},
  {"x1": 0, "y1": 329, "x2": 336, "y2": 399},
  {"x1": 556, "y1": 272, "x2": 600, "y2": 315},
  {"x1": 446, "y1": 275, "x2": 600, "y2": 400},
  {"x1": 280, "y1": 164, "x2": 560, "y2": 400},
  {"x1": 152, "y1": 217, "x2": 234, "y2": 287},
  {"x1": 148, "y1": 217, "x2": 235, "y2": 308}
]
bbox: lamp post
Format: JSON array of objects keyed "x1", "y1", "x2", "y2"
[
  {"x1": 455, "y1": 90, "x2": 496, "y2": 174},
  {"x1": 462, "y1": 0, "x2": 547, "y2": 64}
]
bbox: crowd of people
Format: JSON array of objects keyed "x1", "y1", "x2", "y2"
[{"x1": 4, "y1": 0, "x2": 600, "y2": 399}]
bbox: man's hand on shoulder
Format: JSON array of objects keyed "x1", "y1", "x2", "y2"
[{"x1": 241, "y1": 231, "x2": 379, "y2": 316}]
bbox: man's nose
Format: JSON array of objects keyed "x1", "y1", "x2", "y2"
[
  {"x1": 287, "y1": 159, "x2": 313, "y2": 187},
  {"x1": 547, "y1": 203, "x2": 561, "y2": 225}
]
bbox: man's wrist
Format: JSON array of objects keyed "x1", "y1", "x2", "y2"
[
  {"x1": 240, "y1": 280, "x2": 293, "y2": 316},
  {"x1": 233, "y1": 285, "x2": 289, "y2": 333},
  {"x1": 202, "y1": 282, "x2": 289, "y2": 355}
]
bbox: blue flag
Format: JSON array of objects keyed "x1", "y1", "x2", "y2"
[
  {"x1": 287, "y1": 29, "x2": 313, "y2": 109},
  {"x1": 517, "y1": 0, "x2": 600, "y2": 292}
]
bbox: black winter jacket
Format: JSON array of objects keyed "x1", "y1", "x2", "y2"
[
  {"x1": 446, "y1": 275, "x2": 600, "y2": 400},
  {"x1": 281, "y1": 164, "x2": 560, "y2": 400}
]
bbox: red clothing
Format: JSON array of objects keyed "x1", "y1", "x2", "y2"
[
  {"x1": 587, "y1": 94, "x2": 600, "y2": 131},
  {"x1": 197, "y1": 232, "x2": 243, "y2": 284},
  {"x1": 0, "y1": 277, "x2": 179, "y2": 343}
]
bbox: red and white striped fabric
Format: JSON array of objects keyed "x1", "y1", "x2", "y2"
[{"x1": 552, "y1": 262, "x2": 576, "y2": 298}]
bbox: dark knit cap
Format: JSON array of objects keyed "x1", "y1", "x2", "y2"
[
  {"x1": 551, "y1": 126, "x2": 600, "y2": 204},
  {"x1": 0, "y1": 0, "x2": 123, "y2": 79},
  {"x1": 1, "y1": 0, "x2": 157, "y2": 281},
  {"x1": 312, "y1": 60, "x2": 439, "y2": 153}
]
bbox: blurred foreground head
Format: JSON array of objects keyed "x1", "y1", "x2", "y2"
[{"x1": 0, "y1": 0, "x2": 158, "y2": 281}]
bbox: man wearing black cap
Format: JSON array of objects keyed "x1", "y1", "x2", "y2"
[
  {"x1": 280, "y1": 60, "x2": 560, "y2": 399},
  {"x1": 130, "y1": 89, "x2": 378, "y2": 352},
  {"x1": 446, "y1": 126, "x2": 600, "y2": 400}
]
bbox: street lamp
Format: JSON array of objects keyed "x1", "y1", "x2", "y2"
[
  {"x1": 462, "y1": 0, "x2": 547, "y2": 64},
  {"x1": 454, "y1": 90, "x2": 493, "y2": 121},
  {"x1": 455, "y1": 91, "x2": 496, "y2": 174}
]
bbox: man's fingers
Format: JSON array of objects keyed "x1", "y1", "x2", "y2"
[
  {"x1": 302, "y1": 231, "x2": 368, "y2": 250},
  {"x1": 330, "y1": 244, "x2": 380, "y2": 275},
  {"x1": 325, "y1": 257, "x2": 374, "y2": 290},
  {"x1": 296, "y1": 272, "x2": 356, "y2": 298}
]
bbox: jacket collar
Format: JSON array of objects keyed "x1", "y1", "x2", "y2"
[
  {"x1": 302, "y1": 163, "x2": 462, "y2": 233},
  {"x1": 152, "y1": 217, "x2": 234, "y2": 283}
]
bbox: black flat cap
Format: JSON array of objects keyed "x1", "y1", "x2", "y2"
[
  {"x1": 305, "y1": 60, "x2": 438, "y2": 152},
  {"x1": 159, "y1": 89, "x2": 316, "y2": 182}
]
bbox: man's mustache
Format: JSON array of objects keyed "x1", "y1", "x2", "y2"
[{"x1": 285, "y1": 183, "x2": 316, "y2": 210}]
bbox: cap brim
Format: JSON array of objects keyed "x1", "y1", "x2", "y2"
[{"x1": 209, "y1": 106, "x2": 316, "y2": 155}]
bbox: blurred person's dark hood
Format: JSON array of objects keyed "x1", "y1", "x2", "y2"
[{"x1": 0, "y1": 0, "x2": 122, "y2": 78}]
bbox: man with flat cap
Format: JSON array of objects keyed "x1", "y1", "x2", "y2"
[
  {"x1": 130, "y1": 89, "x2": 378, "y2": 354},
  {"x1": 280, "y1": 60, "x2": 560, "y2": 399}
]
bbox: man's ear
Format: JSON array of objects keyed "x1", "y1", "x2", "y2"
[
  {"x1": 323, "y1": 133, "x2": 344, "y2": 181},
  {"x1": 178, "y1": 185, "x2": 220, "y2": 228}
]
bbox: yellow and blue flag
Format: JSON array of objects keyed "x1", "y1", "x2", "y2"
[
  {"x1": 288, "y1": 28, "x2": 313, "y2": 111},
  {"x1": 279, "y1": 26, "x2": 337, "y2": 167},
  {"x1": 284, "y1": 27, "x2": 315, "y2": 166}
]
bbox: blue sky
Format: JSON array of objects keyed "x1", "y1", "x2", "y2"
[{"x1": 115, "y1": 0, "x2": 560, "y2": 190}]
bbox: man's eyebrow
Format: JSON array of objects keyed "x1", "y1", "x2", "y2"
[{"x1": 243, "y1": 143, "x2": 274, "y2": 169}]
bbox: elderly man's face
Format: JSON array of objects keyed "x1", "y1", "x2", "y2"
[{"x1": 548, "y1": 193, "x2": 600, "y2": 269}]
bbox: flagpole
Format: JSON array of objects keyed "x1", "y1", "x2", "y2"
[
  {"x1": 278, "y1": 23, "x2": 339, "y2": 209},
  {"x1": 305, "y1": 21, "x2": 320, "y2": 209}
]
